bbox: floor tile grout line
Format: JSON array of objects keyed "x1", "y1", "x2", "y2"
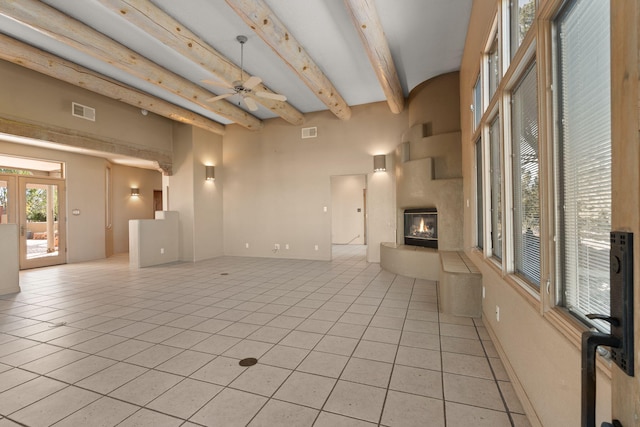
[
  {"x1": 475, "y1": 318, "x2": 516, "y2": 426},
  {"x1": 181, "y1": 247, "x2": 384, "y2": 426},
  {"x1": 436, "y1": 280, "x2": 449, "y2": 427},
  {"x1": 0, "y1": 247, "x2": 521, "y2": 427},
  {"x1": 376, "y1": 274, "x2": 418, "y2": 427},
  {"x1": 306, "y1": 266, "x2": 399, "y2": 426}
]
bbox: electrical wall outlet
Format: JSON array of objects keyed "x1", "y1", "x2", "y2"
[
  {"x1": 496, "y1": 305, "x2": 500, "y2": 322},
  {"x1": 285, "y1": 244, "x2": 289, "y2": 250},
  {"x1": 314, "y1": 245, "x2": 319, "y2": 251},
  {"x1": 245, "y1": 243, "x2": 249, "y2": 249},
  {"x1": 160, "y1": 248, "x2": 164, "y2": 255},
  {"x1": 482, "y1": 286, "x2": 485, "y2": 299},
  {"x1": 274, "y1": 243, "x2": 280, "y2": 250}
]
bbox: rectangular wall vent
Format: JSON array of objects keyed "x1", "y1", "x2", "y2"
[
  {"x1": 301, "y1": 127, "x2": 317, "y2": 139},
  {"x1": 72, "y1": 102, "x2": 96, "y2": 121}
]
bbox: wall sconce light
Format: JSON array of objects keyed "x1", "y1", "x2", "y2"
[
  {"x1": 130, "y1": 187, "x2": 140, "y2": 197},
  {"x1": 205, "y1": 165, "x2": 215, "y2": 181},
  {"x1": 373, "y1": 155, "x2": 386, "y2": 172}
]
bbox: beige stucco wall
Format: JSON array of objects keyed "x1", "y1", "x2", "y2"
[
  {"x1": 408, "y1": 71, "x2": 462, "y2": 134},
  {"x1": 192, "y1": 126, "x2": 224, "y2": 262},
  {"x1": 0, "y1": 60, "x2": 173, "y2": 155},
  {"x1": 222, "y1": 102, "x2": 406, "y2": 262},
  {"x1": 168, "y1": 123, "x2": 224, "y2": 262},
  {"x1": 396, "y1": 73, "x2": 463, "y2": 251},
  {"x1": 0, "y1": 224, "x2": 19, "y2": 294},
  {"x1": 0, "y1": 59, "x2": 167, "y2": 263},
  {"x1": 112, "y1": 163, "x2": 163, "y2": 254}
]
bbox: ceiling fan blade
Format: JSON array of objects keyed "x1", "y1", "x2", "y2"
[
  {"x1": 255, "y1": 91, "x2": 287, "y2": 102},
  {"x1": 206, "y1": 93, "x2": 232, "y2": 102},
  {"x1": 202, "y1": 79, "x2": 232, "y2": 89},
  {"x1": 243, "y1": 75, "x2": 262, "y2": 90},
  {"x1": 243, "y1": 96, "x2": 259, "y2": 111}
]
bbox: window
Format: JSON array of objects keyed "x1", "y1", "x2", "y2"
[
  {"x1": 488, "y1": 35, "x2": 500, "y2": 99},
  {"x1": 489, "y1": 116, "x2": 502, "y2": 260},
  {"x1": 473, "y1": 74, "x2": 482, "y2": 129},
  {"x1": 511, "y1": 63, "x2": 540, "y2": 286},
  {"x1": 510, "y1": 0, "x2": 536, "y2": 57},
  {"x1": 555, "y1": 0, "x2": 611, "y2": 329},
  {"x1": 476, "y1": 138, "x2": 484, "y2": 249}
]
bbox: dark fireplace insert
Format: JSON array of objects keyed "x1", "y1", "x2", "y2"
[{"x1": 404, "y1": 208, "x2": 438, "y2": 248}]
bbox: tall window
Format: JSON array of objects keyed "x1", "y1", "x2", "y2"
[
  {"x1": 489, "y1": 116, "x2": 502, "y2": 260},
  {"x1": 473, "y1": 75, "x2": 482, "y2": 129},
  {"x1": 476, "y1": 139, "x2": 484, "y2": 249},
  {"x1": 556, "y1": 0, "x2": 611, "y2": 328},
  {"x1": 511, "y1": 64, "x2": 539, "y2": 286},
  {"x1": 488, "y1": 35, "x2": 500, "y2": 99},
  {"x1": 510, "y1": 0, "x2": 536, "y2": 57}
]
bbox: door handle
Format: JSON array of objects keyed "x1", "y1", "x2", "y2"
[{"x1": 581, "y1": 232, "x2": 634, "y2": 427}]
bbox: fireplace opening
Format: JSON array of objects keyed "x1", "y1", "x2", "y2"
[{"x1": 404, "y1": 208, "x2": 438, "y2": 248}]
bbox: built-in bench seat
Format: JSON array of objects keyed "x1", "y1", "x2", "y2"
[
  {"x1": 438, "y1": 250, "x2": 482, "y2": 318},
  {"x1": 380, "y1": 242, "x2": 440, "y2": 281}
]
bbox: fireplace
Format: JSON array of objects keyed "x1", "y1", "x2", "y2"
[{"x1": 404, "y1": 208, "x2": 438, "y2": 248}]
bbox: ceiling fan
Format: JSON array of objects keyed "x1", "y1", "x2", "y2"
[{"x1": 203, "y1": 35, "x2": 287, "y2": 112}]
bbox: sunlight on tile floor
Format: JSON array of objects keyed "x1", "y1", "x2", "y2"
[{"x1": 0, "y1": 245, "x2": 531, "y2": 426}]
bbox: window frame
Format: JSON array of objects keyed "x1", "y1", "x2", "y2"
[
  {"x1": 509, "y1": 61, "x2": 541, "y2": 289},
  {"x1": 468, "y1": 0, "x2": 615, "y2": 355},
  {"x1": 475, "y1": 137, "x2": 485, "y2": 250},
  {"x1": 551, "y1": 0, "x2": 612, "y2": 332}
]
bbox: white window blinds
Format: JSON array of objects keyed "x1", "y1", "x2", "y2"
[
  {"x1": 473, "y1": 75, "x2": 482, "y2": 129},
  {"x1": 490, "y1": 116, "x2": 502, "y2": 260},
  {"x1": 512, "y1": 64, "x2": 540, "y2": 286},
  {"x1": 476, "y1": 139, "x2": 484, "y2": 249},
  {"x1": 556, "y1": 0, "x2": 611, "y2": 328},
  {"x1": 488, "y1": 36, "x2": 500, "y2": 99}
]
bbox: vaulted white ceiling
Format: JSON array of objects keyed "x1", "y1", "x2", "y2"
[{"x1": 0, "y1": 0, "x2": 472, "y2": 132}]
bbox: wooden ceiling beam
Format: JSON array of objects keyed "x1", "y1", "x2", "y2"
[
  {"x1": 0, "y1": 0, "x2": 262, "y2": 130},
  {"x1": 97, "y1": 0, "x2": 305, "y2": 126},
  {"x1": 225, "y1": 0, "x2": 352, "y2": 121},
  {"x1": 344, "y1": 0, "x2": 404, "y2": 114},
  {"x1": 0, "y1": 34, "x2": 225, "y2": 136}
]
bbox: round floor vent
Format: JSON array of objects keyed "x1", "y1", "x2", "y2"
[{"x1": 239, "y1": 358, "x2": 258, "y2": 367}]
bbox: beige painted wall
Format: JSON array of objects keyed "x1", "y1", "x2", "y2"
[
  {"x1": 366, "y1": 160, "x2": 396, "y2": 262},
  {"x1": 0, "y1": 60, "x2": 172, "y2": 154},
  {"x1": 168, "y1": 123, "x2": 224, "y2": 262},
  {"x1": 0, "y1": 140, "x2": 107, "y2": 262},
  {"x1": 408, "y1": 71, "x2": 462, "y2": 134},
  {"x1": 111, "y1": 163, "x2": 163, "y2": 254},
  {"x1": 0, "y1": 140, "x2": 157, "y2": 262},
  {"x1": 0, "y1": 58, "x2": 172, "y2": 262},
  {"x1": 0, "y1": 224, "x2": 19, "y2": 294},
  {"x1": 396, "y1": 73, "x2": 463, "y2": 251},
  {"x1": 222, "y1": 102, "x2": 406, "y2": 261},
  {"x1": 192, "y1": 126, "x2": 224, "y2": 261},
  {"x1": 459, "y1": 0, "x2": 612, "y2": 425}
]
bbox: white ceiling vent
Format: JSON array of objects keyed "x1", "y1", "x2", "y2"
[
  {"x1": 72, "y1": 102, "x2": 96, "y2": 122},
  {"x1": 301, "y1": 127, "x2": 317, "y2": 139}
]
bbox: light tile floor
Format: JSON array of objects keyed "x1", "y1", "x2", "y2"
[{"x1": 0, "y1": 246, "x2": 531, "y2": 427}]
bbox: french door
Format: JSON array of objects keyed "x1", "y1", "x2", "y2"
[{"x1": 4, "y1": 175, "x2": 66, "y2": 269}]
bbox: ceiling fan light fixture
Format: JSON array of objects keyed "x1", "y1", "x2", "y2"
[{"x1": 202, "y1": 35, "x2": 287, "y2": 110}]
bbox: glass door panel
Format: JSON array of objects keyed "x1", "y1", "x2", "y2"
[
  {"x1": 19, "y1": 177, "x2": 65, "y2": 269},
  {"x1": 0, "y1": 175, "x2": 16, "y2": 224}
]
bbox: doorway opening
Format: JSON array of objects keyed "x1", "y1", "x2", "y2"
[
  {"x1": 330, "y1": 174, "x2": 367, "y2": 253},
  {"x1": 0, "y1": 154, "x2": 66, "y2": 269}
]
